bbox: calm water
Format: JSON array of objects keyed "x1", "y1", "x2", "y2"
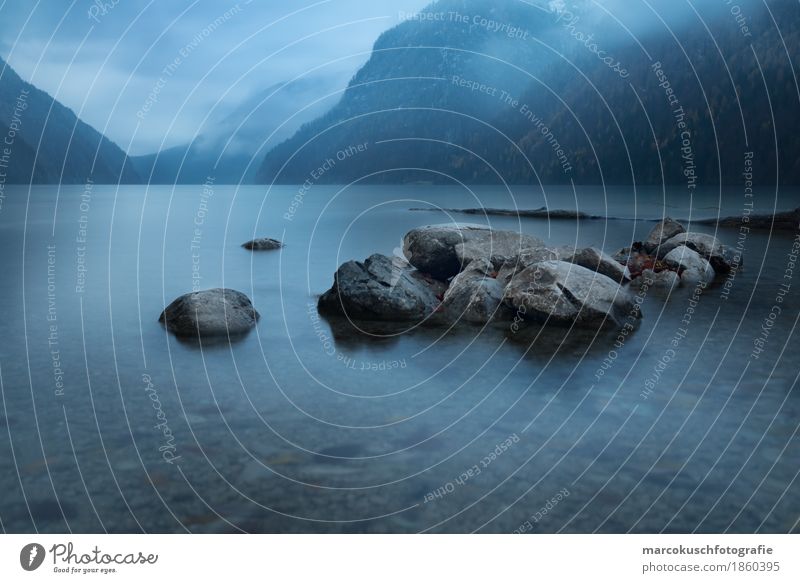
[{"x1": 0, "y1": 183, "x2": 798, "y2": 533}]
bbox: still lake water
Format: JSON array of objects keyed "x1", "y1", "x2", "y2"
[{"x1": 0, "y1": 183, "x2": 798, "y2": 533}]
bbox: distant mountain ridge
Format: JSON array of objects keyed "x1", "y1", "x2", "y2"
[
  {"x1": 0, "y1": 57, "x2": 139, "y2": 184},
  {"x1": 257, "y1": 0, "x2": 800, "y2": 187}
]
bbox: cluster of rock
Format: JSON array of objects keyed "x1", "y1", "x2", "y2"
[
  {"x1": 157, "y1": 218, "x2": 741, "y2": 338},
  {"x1": 318, "y1": 224, "x2": 642, "y2": 330},
  {"x1": 613, "y1": 218, "x2": 739, "y2": 292}
]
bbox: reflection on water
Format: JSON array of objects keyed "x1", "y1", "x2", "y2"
[{"x1": 0, "y1": 184, "x2": 798, "y2": 533}]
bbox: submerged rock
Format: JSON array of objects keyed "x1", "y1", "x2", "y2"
[
  {"x1": 658, "y1": 232, "x2": 738, "y2": 272},
  {"x1": 503, "y1": 260, "x2": 640, "y2": 328},
  {"x1": 242, "y1": 237, "x2": 283, "y2": 250},
  {"x1": 663, "y1": 246, "x2": 715, "y2": 286},
  {"x1": 643, "y1": 218, "x2": 686, "y2": 253},
  {"x1": 159, "y1": 288, "x2": 260, "y2": 337},
  {"x1": 567, "y1": 247, "x2": 632, "y2": 283},
  {"x1": 402, "y1": 224, "x2": 543, "y2": 279},
  {"x1": 442, "y1": 258, "x2": 507, "y2": 323},
  {"x1": 318, "y1": 254, "x2": 444, "y2": 322}
]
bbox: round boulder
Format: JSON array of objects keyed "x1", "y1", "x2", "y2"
[{"x1": 159, "y1": 288, "x2": 260, "y2": 337}]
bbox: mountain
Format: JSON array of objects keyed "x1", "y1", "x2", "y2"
[
  {"x1": 257, "y1": 0, "x2": 800, "y2": 187},
  {"x1": 132, "y1": 76, "x2": 341, "y2": 184},
  {"x1": 0, "y1": 57, "x2": 139, "y2": 184}
]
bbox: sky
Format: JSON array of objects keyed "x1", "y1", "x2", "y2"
[{"x1": 0, "y1": 0, "x2": 431, "y2": 155}]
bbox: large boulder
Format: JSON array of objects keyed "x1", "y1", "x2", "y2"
[
  {"x1": 159, "y1": 289, "x2": 260, "y2": 337},
  {"x1": 658, "y1": 232, "x2": 738, "y2": 272},
  {"x1": 643, "y1": 218, "x2": 686, "y2": 253},
  {"x1": 318, "y1": 254, "x2": 444, "y2": 321},
  {"x1": 442, "y1": 259, "x2": 507, "y2": 323},
  {"x1": 567, "y1": 247, "x2": 632, "y2": 283},
  {"x1": 663, "y1": 245, "x2": 715, "y2": 286},
  {"x1": 503, "y1": 260, "x2": 641, "y2": 328},
  {"x1": 403, "y1": 224, "x2": 544, "y2": 279},
  {"x1": 242, "y1": 237, "x2": 282, "y2": 250}
]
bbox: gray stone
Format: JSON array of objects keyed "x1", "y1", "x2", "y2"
[
  {"x1": 403, "y1": 224, "x2": 544, "y2": 279},
  {"x1": 318, "y1": 254, "x2": 443, "y2": 321},
  {"x1": 663, "y1": 245, "x2": 715, "y2": 286},
  {"x1": 496, "y1": 245, "x2": 574, "y2": 284},
  {"x1": 503, "y1": 260, "x2": 640, "y2": 328},
  {"x1": 643, "y1": 218, "x2": 686, "y2": 253},
  {"x1": 442, "y1": 258, "x2": 507, "y2": 323},
  {"x1": 567, "y1": 246, "x2": 632, "y2": 283},
  {"x1": 159, "y1": 288, "x2": 260, "y2": 337},
  {"x1": 629, "y1": 269, "x2": 680, "y2": 293},
  {"x1": 658, "y1": 232, "x2": 739, "y2": 272},
  {"x1": 242, "y1": 238, "x2": 283, "y2": 250}
]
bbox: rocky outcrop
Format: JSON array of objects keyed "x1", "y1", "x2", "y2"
[
  {"x1": 318, "y1": 254, "x2": 444, "y2": 321},
  {"x1": 402, "y1": 224, "x2": 544, "y2": 279},
  {"x1": 441, "y1": 258, "x2": 506, "y2": 323},
  {"x1": 242, "y1": 237, "x2": 283, "y2": 250},
  {"x1": 503, "y1": 260, "x2": 640, "y2": 328},
  {"x1": 658, "y1": 232, "x2": 738, "y2": 272},
  {"x1": 159, "y1": 289, "x2": 260, "y2": 337},
  {"x1": 663, "y1": 246, "x2": 715, "y2": 286},
  {"x1": 567, "y1": 247, "x2": 631, "y2": 283}
]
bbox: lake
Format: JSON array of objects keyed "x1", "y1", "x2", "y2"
[{"x1": 0, "y1": 183, "x2": 798, "y2": 533}]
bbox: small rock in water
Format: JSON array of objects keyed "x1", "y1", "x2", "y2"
[
  {"x1": 159, "y1": 288, "x2": 260, "y2": 337},
  {"x1": 242, "y1": 237, "x2": 283, "y2": 250}
]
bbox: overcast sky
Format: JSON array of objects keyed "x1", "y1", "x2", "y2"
[{"x1": 0, "y1": 0, "x2": 430, "y2": 154}]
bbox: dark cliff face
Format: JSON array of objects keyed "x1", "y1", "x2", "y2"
[
  {"x1": 257, "y1": 0, "x2": 800, "y2": 187},
  {"x1": 0, "y1": 58, "x2": 139, "y2": 184}
]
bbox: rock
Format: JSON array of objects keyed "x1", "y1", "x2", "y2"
[
  {"x1": 567, "y1": 247, "x2": 632, "y2": 283},
  {"x1": 318, "y1": 254, "x2": 443, "y2": 321},
  {"x1": 496, "y1": 245, "x2": 574, "y2": 284},
  {"x1": 159, "y1": 289, "x2": 260, "y2": 337},
  {"x1": 629, "y1": 269, "x2": 680, "y2": 292},
  {"x1": 503, "y1": 260, "x2": 641, "y2": 328},
  {"x1": 643, "y1": 218, "x2": 685, "y2": 253},
  {"x1": 455, "y1": 230, "x2": 545, "y2": 272},
  {"x1": 242, "y1": 237, "x2": 283, "y2": 250},
  {"x1": 663, "y1": 246, "x2": 715, "y2": 286},
  {"x1": 442, "y1": 258, "x2": 507, "y2": 323},
  {"x1": 658, "y1": 232, "x2": 738, "y2": 272},
  {"x1": 402, "y1": 224, "x2": 543, "y2": 279}
]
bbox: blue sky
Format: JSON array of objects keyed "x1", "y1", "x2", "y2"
[{"x1": 0, "y1": 0, "x2": 430, "y2": 154}]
